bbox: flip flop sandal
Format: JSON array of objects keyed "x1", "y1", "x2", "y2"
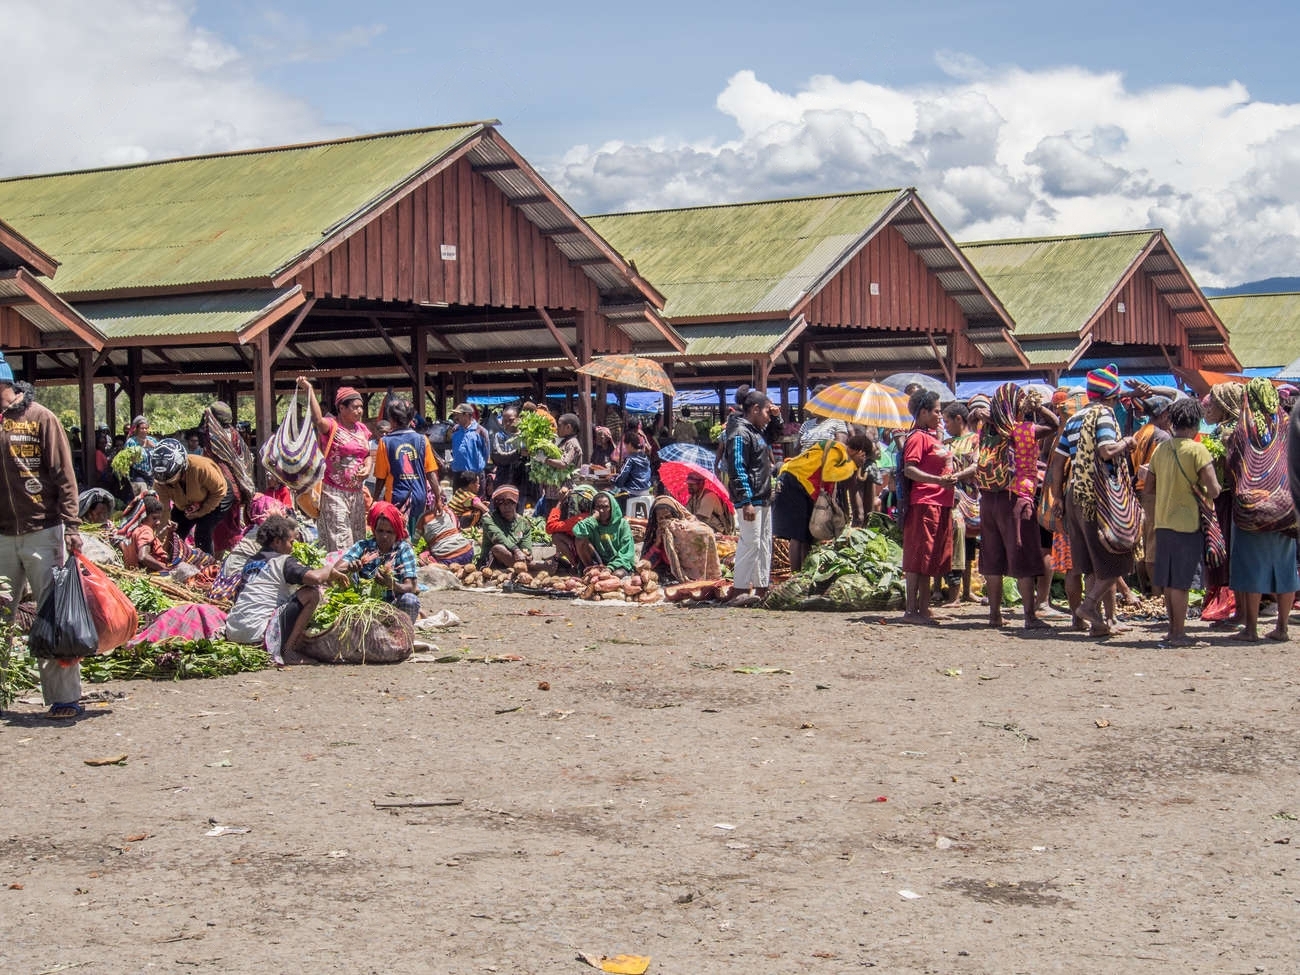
[{"x1": 46, "y1": 702, "x2": 85, "y2": 720}]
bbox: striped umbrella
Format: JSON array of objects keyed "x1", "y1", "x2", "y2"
[
  {"x1": 658, "y1": 442, "x2": 718, "y2": 470},
  {"x1": 805, "y1": 381, "x2": 912, "y2": 429},
  {"x1": 576, "y1": 355, "x2": 675, "y2": 397}
]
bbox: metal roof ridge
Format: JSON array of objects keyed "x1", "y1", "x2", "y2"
[
  {"x1": 958, "y1": 228, "x2": 1161, "y2": 249},
  {"x1": 585, "y1": 187, "x2": 909, "y2": 220},
  {"x1": 0, "y1": 121, "x2": 499, "y2": 183},
  {"x1": 1208, "y1": 291, "x2": 1300, "y2": 300}
]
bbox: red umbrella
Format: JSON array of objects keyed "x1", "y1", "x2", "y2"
[{"x1": 658, "y1": 460, "x2": 734, "y2": 514}]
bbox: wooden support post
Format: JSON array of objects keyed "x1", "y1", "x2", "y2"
[
  {"x1": 127, "y1": 348, "x2": 144, "y2": 424},
  {"x1": 751, "y1": 357, "x2": 770, "y2": 395},
  {"x1": 661, "y1": 365, "x2": 674, "y2": 433},
  {"x1": 452, "y1": 373, "x2": 466, "y2": 407},
  {"x1": 797, "y1": 339, "x2": 810, "y2": 414},
  {"x1": 77, "y1": 350, "x2": 96, "y2": 486},
  {"x1": 575, "y1": 309, "x2": 593, "y2": 460},
  {"x1": 595, "y1": 379, "x2": 608, "y2": 420},
  {"x1": 21, "y1": 353, "x2": 37, "y2": 383},
  {"x1": 252, "y1": 333, "x2": 275, "y2": 490},
  {"x1": 412, "y1": 323, "x2": 428, "y2": 414},
  {"x1": 105, "y1": 383, "x2": 118, "y2": 435},
  {"x1": 434, "y1": 374, "x2": 446, "y2": 420}
]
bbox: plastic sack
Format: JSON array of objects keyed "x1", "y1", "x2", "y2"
[
  {"x1": 76, "y1": 553, "x2": 139, "y2": 652},
  {"x1": 260, "y1": 389, "x2": 325, "y2": 492},
  {"x1": 28, "y1": 560, "x2": 100, "y2": 660}
]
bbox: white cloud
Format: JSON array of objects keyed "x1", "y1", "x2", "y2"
[
  {"x1": 552, "y1": 63, "x2": 1300, "y2": 285},
  {"x1": 0, "y1": 0, "x2": 345, "y2": 177}
]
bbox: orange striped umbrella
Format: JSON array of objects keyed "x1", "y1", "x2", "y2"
[
  {"x1": 576, "y1": 355, "x2": 676, "y2": 397},
  {"x1": 805, "y1": 381, "x2": 912, "y2": 429}
]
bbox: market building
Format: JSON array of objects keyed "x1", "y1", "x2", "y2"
[
  {"x1": 587, "y1": 190, "x2": 1026, "y2": 409},
  {"x1": 0, "y1": 123, "x2": 680, "y2": 473},
  {"x1": 1206, "y1": 292, "x2": 1300, "y2": 377},
  {"x1": 959, "y1": 230, "x2": 1237, "y2": 386}
]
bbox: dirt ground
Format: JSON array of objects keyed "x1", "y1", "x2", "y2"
[{"x1": 3, "y1": 590, "x2": 1299, "y2": 974}]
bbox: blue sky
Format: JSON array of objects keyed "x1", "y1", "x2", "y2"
[{"x1": 4, "y1": 0, "x2": 1300, "y2": 285}]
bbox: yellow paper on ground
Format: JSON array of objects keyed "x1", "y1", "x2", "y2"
[{"x1": 600, "y1": 955, "x2": 650, "y2": 974}]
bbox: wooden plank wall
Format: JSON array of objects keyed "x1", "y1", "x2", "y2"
[
  {"x1": 805, "y1": 225, "x2": 968, "y2": 336},
  {"x1": 1090, "y1": 270, "x2": 1180, "y2": 347},
  {"x1": 0, "y1": 307, "x2": 42, "y2": 350},
  {"x1": 293, "y1": 157, "x2": 602, "y2": 315}
]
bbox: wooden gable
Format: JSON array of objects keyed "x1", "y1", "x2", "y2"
[{"x1": 287, "y1": 156, "x2": 602, "y2": 315}]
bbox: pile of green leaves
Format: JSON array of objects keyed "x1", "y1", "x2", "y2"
[
  {"x1": 765, "y1": 521, "x2": 904, "y2": 612},
  {"x1": 292, "y1": 540, "x2": 326, "y2": 568},
  {"x1": 517, "y1": 411, "x2": 573, "y2": 487},
  {"x1": 527, "y1": 515, "x2": 549, "y2": 544},
  {"x1": 110, "y1": 445, "x2": 143, "y2": 480},
  {"x1": 2, "y1": 639, "x2": 269, "y2": 692},
  {"x1": 118, "y1": 576, "x2": 173, "y2": 615},
  {"x1": 310, "y1": 586, "x2": 363, "y2": 633}
]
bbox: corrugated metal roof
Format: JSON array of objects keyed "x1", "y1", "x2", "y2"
[
  {"x1": 587, "y1": 191, "x2": 903, "y2": 319},
  {"x1": 77, "y1": 288, "x2": 303, "y2": 340},
  {"x1": 0, "y1": 124, "x2": 487, "y2": 296},
  {"x1": 1018, "y1": 338, "x2": 1085, "y2": 366},
  {"x1": 675, "y1": 320, "x2": 801, "y2": 357},
  {"x1": 959, "y1": 231, "x2": 1156, "y2": 338},
  {"x1": 1208, "y1": 292, "x2": 1300, "y2": 369}
]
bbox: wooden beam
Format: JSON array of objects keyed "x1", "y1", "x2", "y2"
[
  {"x1": 536, "y1": 307, "x2": 580, "y2": 367},
  {"x1": 368, "y1": 315, "x2": 416, "y2": 383},
  {"x1": 268, "y1": 296, "x2": 317, "y2": 363},
  {"x1": 471, "y1": 162, "x2": 520, "y2": 173}
]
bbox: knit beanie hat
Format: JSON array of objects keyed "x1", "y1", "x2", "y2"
[{"x1": 1086, "y1": 363, "x2": 1120, "y2": 400}]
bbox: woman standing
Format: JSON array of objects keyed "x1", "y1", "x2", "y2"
[
  {"x1": 1226, "y1": 379, "x2": 1298, "y2": 642},
  {"x1": 901, "y1": 390, "x2": 958, "y2": 624},
  {"x1": 124, "y1": 415, "x2": 157, "y2": 495},
  {"x1": 772, "y1": 438, "x2": 864, "y2": 572},
  {"x1": 298, "y1": 377, "x2": 372, "y2": 552}
]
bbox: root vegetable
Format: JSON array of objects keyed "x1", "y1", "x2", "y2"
[
  {"x1": 517, "y1": 572, "x2": 534, "y2": 586},
  {"x1": 600, "y1": 592, "x2": 623, "y2": 601},
  {"x1": 595, "y1": 578, "x2": 622, "y2": 593}
]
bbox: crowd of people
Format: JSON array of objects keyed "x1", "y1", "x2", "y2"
[{"x1": 5, "y1": 343, "x2": 1300, "y2": 716}]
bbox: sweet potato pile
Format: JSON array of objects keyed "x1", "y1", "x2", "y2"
[{"x1": 443, "y1": 559, "x2": 665, "y2": 604}]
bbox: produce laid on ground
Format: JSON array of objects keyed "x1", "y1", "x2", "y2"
[
  {"x1": 447, "y1": 558, "x2": 665, "y2": 604},
  {"x1": 763, "y1": 518, "x2": 905, "y2": 611}
]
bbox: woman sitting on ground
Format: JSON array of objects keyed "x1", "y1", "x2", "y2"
[
  {"x1": 684, "y1": 470, "x2": 733, "y2": 533},
  {"x1": 121, "y1": 496, "x2": 174, "y2": 573},
  {"x1": 336, "y1": 502, "x2": 422, "y2": 623},
  {"x1": 78, "y1": 488, "x2": 116, "y2": 531},
  {"x1": 225, "y1": 514, "x2": 345, "y2": 664},
  {"x1": 545, "y1": 483, "x2": 597, "y2": 573},
  {"x1": 418, "y1": 491, "x2": 476, "y2": 568},
  {"x1": 573, "y1": 490, "x2": 637, "y2": 576},
  {"x1": 477, "y1": 485, "x2": 533, "y2": 570},
  {"x1": 641, "y1": 481, "x2": 721, "y2": 582}
]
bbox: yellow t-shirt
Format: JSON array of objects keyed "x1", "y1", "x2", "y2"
[{"x1": 1149, "y1": 437, "x2": 1213, "y2": 533}]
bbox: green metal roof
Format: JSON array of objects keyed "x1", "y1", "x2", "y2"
[
  {"x1": 587, "y1": 191, "x2": 903, "y2": 319},
  {"x1": 676, "y1": 319, "x2": 800, "y2": 357},
  {"x1": 77, "y1": 288, "x2": 302, "y2": 340},
  {"x1": 1018, "y1": 337, "x2": 1084, "y2": 366},
  {"x1": 1207, "y1": 292, "x2": 1300, "y2": 369},
  {"x1": 960, "y1": 231, "x2": 1156, "y2": 338},
  {"x1": 0, "y1": 124, "x2": 487, "y2": 297}
]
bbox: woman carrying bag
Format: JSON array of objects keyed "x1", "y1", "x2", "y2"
[
  {"x1": 772, "y1": 435, "x2": 871, "y2": 573},
  {"x1": 298, "y1": 376, "x2": 372, "y2": 552}
]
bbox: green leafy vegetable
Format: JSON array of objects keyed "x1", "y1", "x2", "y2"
[
  {"x1": 118, "y1": 576, "x2": 173, "y2": 615},
  {"x1": 292, "y1": 540, "x2": 326, "y2": 568},
  {"x1": 110, "y1": 445, "x2": 143, "y2": 480}
]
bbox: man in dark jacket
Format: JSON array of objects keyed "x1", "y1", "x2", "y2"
[
  {"x1": 0, "y1": 352, "x2": 85, "y2": 718},
  {"x1": 726, "y1": 390, "x2": 775, "y2": 605}
]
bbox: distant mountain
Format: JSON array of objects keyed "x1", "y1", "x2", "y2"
[{"x1": 1203, "y1": 277, "x2": 1300, "y2": 296}]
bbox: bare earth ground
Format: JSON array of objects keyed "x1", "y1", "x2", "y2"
[{"x1": 3, "y1": 591, "x2": 1300, "y2": 975}]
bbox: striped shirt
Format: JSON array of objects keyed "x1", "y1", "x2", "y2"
[{"x1": 1055, "y1": 405, "x2": 1119, "y2": 459}]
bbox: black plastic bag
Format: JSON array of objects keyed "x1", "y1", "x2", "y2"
[{"x1": 28, "y1": 561, "x2": 99, "y2": 660}]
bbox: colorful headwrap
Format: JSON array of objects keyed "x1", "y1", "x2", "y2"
[
  {"x1": 78, "y1": 488, "x2": 114, "y2": 520},
  {"x1": 335, "y1": 386, "x2": 361, "y2": 409},
  {"x1": 966, "y1": 393, "x2": 991, "y2": 415},
  {"x1": 987, "y1": 382, "x2": 1024, "y2": 440},
  {"x1": 1209, "y1": 382, "x2": 1244, "y2": 422},
  {"x1": 569, "y1": 483, "x2": 597, "y2": 514},
  {"x1": 491, "y1": 485, "x2": 520, "y2": 506},
  {"x1": 367, "y1": 500, "x2": 408, "y2": 541},
  {"x1": 1246, "y1": 377, "x2": 1280, "y2": 437},
  {"x1": 1085, "y1": 363, "x2": 1120, "y2": 400}
]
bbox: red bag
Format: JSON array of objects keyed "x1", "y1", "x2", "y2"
[
  {"x1": 1199, "y1": 586, "x2": 1237, "y2": 623},
  {"x1": 75, "y1": 553, "x2": 139, "y2": 653}
]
